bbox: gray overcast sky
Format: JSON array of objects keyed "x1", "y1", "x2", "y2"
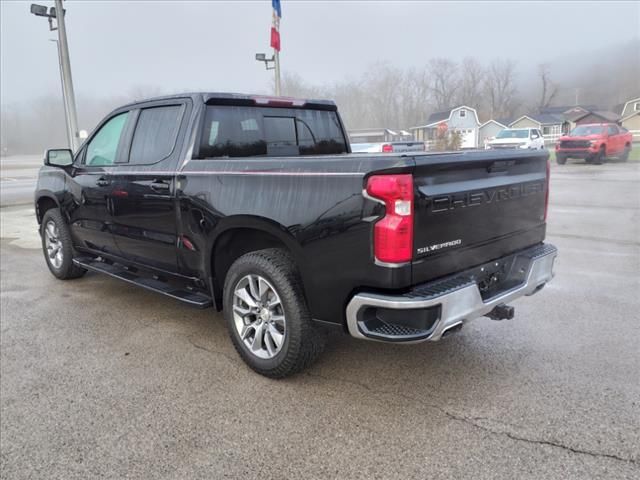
[{"x1": 1, "y1": 0, "x2": 639, "y2": 103}]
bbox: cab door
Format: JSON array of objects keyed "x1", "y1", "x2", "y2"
[
  {"x1": 67, "y1": 111, "x2": 131, "y2": 255},
  {"x1": 607, "y1": 124, "x2": 621, "y2": 154},
  {"x1": 109, "y1": 100, "x2": 191, "y2": 272}
]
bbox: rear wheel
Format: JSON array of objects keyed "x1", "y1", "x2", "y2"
[
  {"x1": 556, "y1": 154, "x2": 567, "y2": 165},
  {"x1": 620, "y1": 145, "x2": 630, "y2": 162},
  {"x1": 41, "y1": 208, "x2": 86, "y2": 280},
  {"x1": 223, "y1": 248, "x2": 325, "y2": 378}
]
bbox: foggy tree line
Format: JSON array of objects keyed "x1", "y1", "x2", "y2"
[
  {"x1": 280, "y1": 47, "x2": 638, "y2": 132},
  {"x1": 1, "y1": 40, "x2": 638, "y2": 155}
]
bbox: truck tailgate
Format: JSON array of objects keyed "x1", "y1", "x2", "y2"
[{"x1": 411, "y1": 150, "x2": 549, "y2": 284}]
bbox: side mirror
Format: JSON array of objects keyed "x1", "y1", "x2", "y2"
[
  {"x1": 531, "y1": 134, "x2": 539, "y2": 139},
  {"x1": 44, "y1": 148, "x2": 73, "y2": 167}
]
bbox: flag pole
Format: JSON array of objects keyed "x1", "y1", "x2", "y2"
[
  {"x1": 271, "y1": 0, "x2": 282, "y2": 96},
  {"x1": 274, "y1": 50, "x2": 281, "y2": 96}
]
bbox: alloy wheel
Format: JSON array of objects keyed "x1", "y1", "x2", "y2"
[
  {"x1": 232, "y1": 274, "x2": 286, "y2": 359},
  {"x1": 44, "y1": 220, "x2": 63, "y2": 269}
]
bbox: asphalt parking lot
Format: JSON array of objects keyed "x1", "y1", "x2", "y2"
[{"x1": 1, "y1": 158, "x2": 639, "y2": 479}]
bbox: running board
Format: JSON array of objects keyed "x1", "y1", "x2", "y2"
[{"x1": 73, "y1": 257, "x2": 212, "y2": 308}]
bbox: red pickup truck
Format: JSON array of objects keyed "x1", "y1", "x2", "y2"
[{"x1": 555, "y1": 123, "x2": 632, "y2": 165}]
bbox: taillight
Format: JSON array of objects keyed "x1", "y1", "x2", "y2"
[
  {"x1": 381, "y1": 144, "x2": 393, "y2": 153},
  {"x1": 366, "y1": 174, "x2": 414, "y2": 264},
  {"x1": 252, "y1": 96, "x2": 305, "y2": 107},
  {"x1": 544, "y1": 158, "x2": 550, "y2": 221}
]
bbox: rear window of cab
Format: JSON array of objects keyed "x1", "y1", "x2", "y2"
[{"x1": 198, "y1": 106, "x2": 348, "y2": 158}]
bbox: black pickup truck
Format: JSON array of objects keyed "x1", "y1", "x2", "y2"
[{"x1": 36, "y1": 92, "x2": 557, "y2": 377}]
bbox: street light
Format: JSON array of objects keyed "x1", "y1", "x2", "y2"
[
  {"x1": 30, "y1": 1, "x2": 80, "y2": 151},
  {"x1": 255, "y1": 53, "x2": 276, "y2": 70}
]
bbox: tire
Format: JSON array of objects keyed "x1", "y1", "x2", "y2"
[
  {"x1": 223, "y1": 248, "x2": 325, "y2": 378},
  {"x1": 41, "y1": 208, "x2": 87, "y2": 280},
  {"x1": 620, "y1": 145, "x2": 630, "y2": 162},
  {"x1": 590, "y1": 147, "x2": 605, "y2": 165},
  {"x1": 556, "y1": 154, "x2": 567, "y2": 165}
]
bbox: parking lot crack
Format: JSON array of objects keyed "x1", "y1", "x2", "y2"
[
  {"x1": 186, "y1": 336, "x2": 242, "y2": 368},
  {"x1": 306, "y1": 371, "x2": 638, "y2": 466},
  {"x1": 436, "y1": 409, "x2": 638, "y2": 466}
]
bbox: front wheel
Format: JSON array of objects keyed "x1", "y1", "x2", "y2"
[
  {"x1": 589, "y1": 147, "x2": 605, "y2": 165},
  {"x1": 40, "y1": 208, "x2": 86, "y2": 280},
  {"x1": 556, "y1": 154, "x2": 567, "y2": 165},
  {"x1": 223, "y1": 248, "x2": 325, "y2": 378}
]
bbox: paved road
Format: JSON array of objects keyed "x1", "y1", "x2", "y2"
[
  {"x1": 1, "y1": 160, "x2": 639, "y2": 479},
  {"x1": 0, "y1": 155, "x2": 41, "y2": 207}
]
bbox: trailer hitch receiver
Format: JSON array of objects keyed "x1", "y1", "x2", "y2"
[{"x1": 486, "y1": 303, "x2": 515, "y2": 321}]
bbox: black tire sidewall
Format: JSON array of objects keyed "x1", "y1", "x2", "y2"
[
  {"x1": 621, "y1": 147, "x2": 630, "y2": 162},
  {"x1": 41, "y1": 208, "x2": 84, "y2": 279},
  {"x1": 223, "y1": 249, "x2": 315, "y2": 377}
]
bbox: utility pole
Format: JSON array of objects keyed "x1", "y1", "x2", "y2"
[
  {"x1": 51, "y1": 39, "x2": 72, "y2": 149},
  {"x1": 54, "y1": 0, "x2": 80, "y2": 151},
  {"x1": 31, "y1": 1, "x2": 80, "y2": 151}
]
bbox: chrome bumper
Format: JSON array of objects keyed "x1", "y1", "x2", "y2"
[{"x1": 346, "y1": 243, "x2": 557, "y2": 343}]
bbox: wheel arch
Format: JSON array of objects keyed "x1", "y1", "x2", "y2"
[
  {"x1": 206, "y1": 216, "x2": 305, "y2": 309},
  {"x1": 35, "y1": 193, "x2": 61, "y2": 225}
]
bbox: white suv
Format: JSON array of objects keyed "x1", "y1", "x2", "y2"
[{"x1": 486, "y1": 128, "x2": 545, "y2": 150}]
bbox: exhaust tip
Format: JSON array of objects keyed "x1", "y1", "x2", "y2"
[{"x1": 442, "y1": 321, "x2": 464, "y2": 337}]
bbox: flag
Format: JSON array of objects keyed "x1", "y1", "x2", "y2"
[
  {"x1": 270, "y1": 0, "x2": 281, "y2": 51},
  {"x1": 272, "y1": 0, "x2": 281, "y2": 18},
  {"x1": 270, "y1": 26, "x2": 280, "y2": 52}
]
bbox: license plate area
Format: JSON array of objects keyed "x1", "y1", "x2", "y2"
[{"x1": 470, "y1": 253, "x2": 532, "y2": 301}]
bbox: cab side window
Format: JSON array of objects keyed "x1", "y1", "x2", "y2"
[
  {"x1": 608, "y1": 125, "x2": 618, "y2": 136},
  {"x1": 85, "y1": 112, "x2": 129, "y2": 166},
  {"x1": 129, "y1": 105, "x2": 183, "y2": 164}
]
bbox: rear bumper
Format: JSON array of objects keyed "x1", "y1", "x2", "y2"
[{"x1": 346, "y1": 243, "x2": 557, "y2": 343}]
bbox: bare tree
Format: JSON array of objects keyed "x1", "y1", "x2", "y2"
[
  {"x1": 398, "y1": 67, "x2": 432, "y2": 128},
  {"x1": 362, "y1": 63, "x2": 403, "y2": 128},
  {"x1": 484, "y1": 59, "x2": 519, "y2": 119},
  {"x1": 457, "y1": 57, "x2": 486, "y2": 116},
  {"x1": 537, "y1": 63, "x2": 558, "y2": 112},
  {"x1": 428, "y1": 58, "x2": 460, "y2": 111}
]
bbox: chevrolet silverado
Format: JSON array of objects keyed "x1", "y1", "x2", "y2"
[{"x1": 35, "y1": 92, "x2": 557, "y2": 377}]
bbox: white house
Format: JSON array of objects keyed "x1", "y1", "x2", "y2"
[{"x1": 410, "y1": 106, "x2": 481, "y2": 149}]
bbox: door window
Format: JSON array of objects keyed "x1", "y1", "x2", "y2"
[
  {"x1": 607, "y1": 125, "x2": 618, "y2": 136},
  {"x1": 129, "y1": 105, "x2": 183, "y2": 164},
  {"x1": 85, "y1": 112, "x2": 129, "y2": 166}
]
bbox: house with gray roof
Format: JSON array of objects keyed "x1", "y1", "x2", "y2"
[
  {"x1": 509, "y1": 114, "x2": 564, "y2": 143},
  {"x1": 478, "y1": 119, "x2": 508, "y2": 148},
  {"x1": 410, "y1": 106, "x2": 481, "y2": 149}
]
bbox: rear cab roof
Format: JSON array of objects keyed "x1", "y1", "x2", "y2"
[{"x1": 119, "y1": 92, "x2": 337, "y2": 111}]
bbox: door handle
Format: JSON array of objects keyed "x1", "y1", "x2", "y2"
[
  {"x1": 96, "y1": 177, "x2": 110, "y2": 187},
  {"x1": 150, "y1": 180, "x2": 170, "y2": 192}
]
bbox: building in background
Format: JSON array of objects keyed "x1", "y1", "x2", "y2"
[
  {"x1": 509, "y1": 114, "x2": 564, "y2": 144},
  {"x1": 348, "y1": 128, "x2": 412, "y2": 144},
  {"x1": 619, "y1": 97, "x2": 640, "y2": 143},
  {"x1": 478, "y1": 119, "x2": 508, "y2": 148},
  {"x1": 410, "y1": 106, "x2": 481, "y2": 149}
]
